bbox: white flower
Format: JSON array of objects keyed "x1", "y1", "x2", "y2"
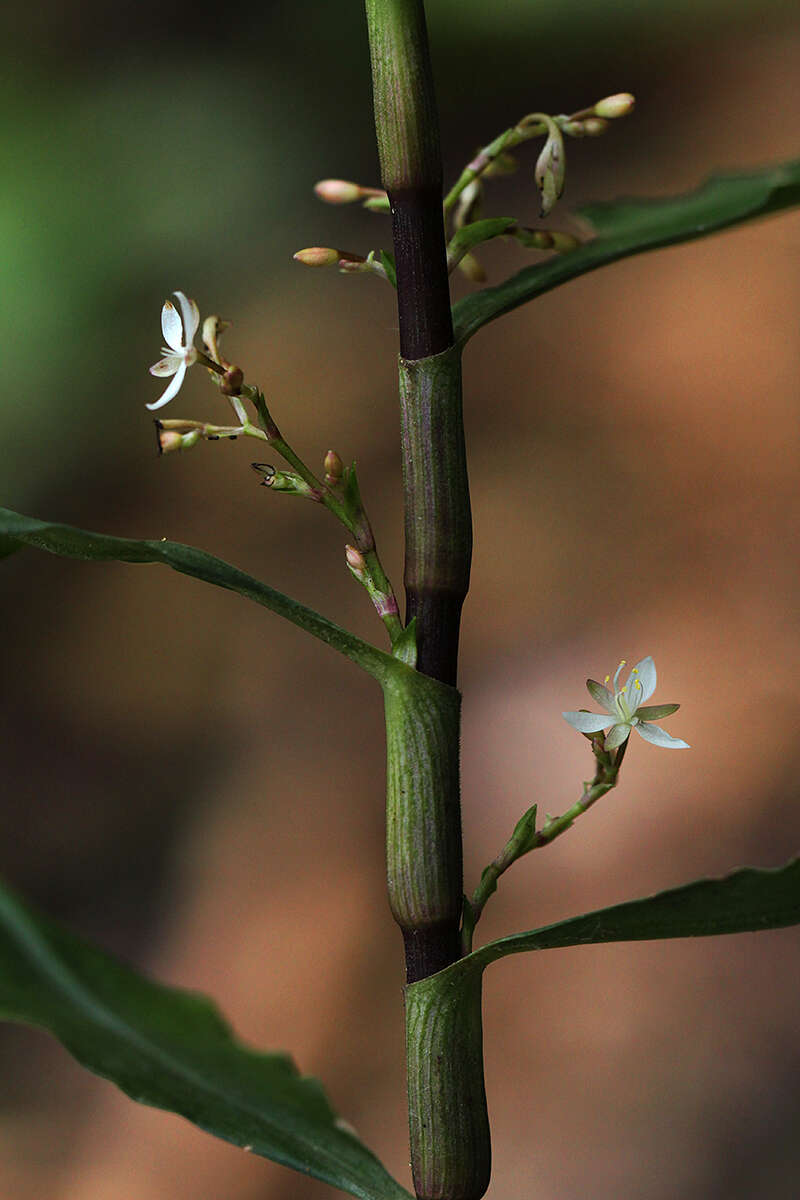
[
  {"x1": 147, "y1": 291, "x2": 200, "y2": 411},
  {"x1": 563, "y1": 656, "x2": 689, "y2": 750}
]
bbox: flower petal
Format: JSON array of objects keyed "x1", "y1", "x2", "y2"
[
  {"x1": 586, "y1": 679, "x2": 615, "y2": 713},
  {"x1": 146, "y1": 361, "x2": 187, "y2": 410},
  {"x1": 604, "y1": 722, "x2": 631, "y2": 750},
  {"x1": 562, "y1": 710, "x2": 612, "y2": 733},
  {"x1": 631, "y1": 656, "x2": 657, "y2": 705},
  {"x1": 149, "y1": 355, "x2": 181, "y2": 377},
  {"x1": 174, "y1": 291, "x2": 200, "y2": 346},
  {"x1": 635, "y1": 721, "x2": 689, "y2": 749},
  {"x1": 161, "y1": 301, "x2": 183, "y2": 353},
  {"x1": 636, "y1": 703, "x2": 679, "y2": 720}
]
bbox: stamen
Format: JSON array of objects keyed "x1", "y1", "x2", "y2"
[{"x1": 604, "y1": 675, "x2": 610, "y2": 685}]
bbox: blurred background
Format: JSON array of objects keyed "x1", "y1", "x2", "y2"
[{"x1": 1, "y1": 0, "x2": 799, "y2": 1197}]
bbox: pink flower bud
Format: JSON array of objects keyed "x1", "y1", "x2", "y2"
[
  {"x1": 293, "y1": 247, "x2": 342, "y2": 268},
  {"x1": 157, "y1": 429, "x2": 184, "y2": 455},
  {"x1": 313, "y1": 179, "x2": 363, "y2": 204},
  {"x1": 345, "y1": 544, "x2": 367, "y2": 578}
]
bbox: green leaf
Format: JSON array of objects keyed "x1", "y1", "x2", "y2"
[
  {"x1": 442, "y1": 858, "x2": 800, "y2": 986},
  {"x1": 0, "y1": 508, "x2": 395, "y2": 683},
  {"x1": 341, "y1": 462, "x2": 365, "y2": 516},
  {"x1": 0, "y1": 881, "x2": 412, "y2": 1200},
  {"x1": 378, "y1": 250, "x2": 397, "y2": 288},
  {"x1": 391, "y1": 617, "x2": 418, "y2": 668},
  {"x1": 505, "y1": 803, "x2": 539, "y2": 860},
  {"x1": 363, "y1": 195, "x2": 391, "y2": 214},
  {"x1": 452, "y1": 159, "x2": 800, "y2": 343}
]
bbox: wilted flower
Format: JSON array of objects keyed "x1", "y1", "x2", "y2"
[
  {"x1": 563, "y1": 656, "x2": 689, "y2": 750},
  {"x1": 147, "y1": 291, "x2": 200, "y2": 411}
]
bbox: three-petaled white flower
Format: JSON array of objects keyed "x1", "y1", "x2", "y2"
[
  {"x1": 147, "y1": 291, "x2": 200, "y2": 411},
  {"x1": 563, "y1": 656, "x2": 689, "y2": 750}
]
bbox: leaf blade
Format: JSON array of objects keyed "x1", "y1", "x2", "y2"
[
  {"x1": 469, "y1": 857, "x2": 800, "y2": 968},
  {"x1": 0, "y1": 508, "x2": 394, "y2": 682},
  {"x1": 0, "y1": 881, "x2": 412, "y2": 1200},
  {"x1": 452, "y1": 159, "x2": 800, "y2": 343}
]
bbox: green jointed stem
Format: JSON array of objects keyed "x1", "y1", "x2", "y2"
[
  {"x1": 405, "y1": 969, "x2": 491, "y2": 1200},
  {"x1": 383, "y1": 668, "x2": 463, "y2": 979},
  {"x1": 365, "y1": 0, "x2": 453, "y2": 359},
  {"x1": 364, "y1": 0, "x2": 442, "y2": 192},
  {"x1": 366, "y1": 4, "x2": 487, "y2": 1198},
  {"x1": 398, "y1": 346, "x2": 472, "y2": 686}
]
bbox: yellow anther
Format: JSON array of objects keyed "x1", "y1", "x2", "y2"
[
  {"x1": 635, "y1": 680, "x2": 642, "y2": 690},
  {"x1": 604, "y1": 675, "x2": 610, "y2": 685}
]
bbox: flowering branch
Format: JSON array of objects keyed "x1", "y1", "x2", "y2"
[
  {"x1": 147, "y1": 292, "x2": 403, "y2": 648},
  {"x1": 442, "y1": 93, "x2": 635, "y2": 222},
  {"x1": 460, "y1": 732, "x2": 627, "y2": 955}
]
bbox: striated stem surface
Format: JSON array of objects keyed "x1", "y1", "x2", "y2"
[
  {"x1": 405, "y1": 968, "x2": 491, "y2": 1200},
  {"x1": 399, "y1": 346, "x2": 471, "y2": 686},
  {"x1": 383, "y1": 669, "x2": 463, "y2": 982},
  {"x1": 366, "y1": 4, "x2": 488, "y2": 1198}
]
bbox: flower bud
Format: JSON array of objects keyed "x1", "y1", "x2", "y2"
[
  {"x1": 594, "y1": 92, "x2": 635, "y2": 119},
  {"x1": 581, "y1": 117, "x2": 609, "y2": 137},
  {"x1": 534, "y1": 119, "x2": 566, "y2": 217},
  {"x1": 313, "y1": 179, "x2": 363, "y2": 204},
  {"x1": 324, "y1": 449, "x2": 343, "y2": 485},
  {"x1": 345, "y1": 544, "x2": 368, "y2": 581},
  {"x1": 220, "y1": 366, "x2": 244, "y2": 396},
  {"x1": 155, "y1": 422, "x2": 200, "y2": 455},
  {"x1": 157, "y1": 430, "x2": 183, "y2": 454},
  {"x1": 294, "y1": 247, "x2": 342, "y2": 268},
  {"x1": 453, "y1": 178, "x2": 483, "y2": 231}
]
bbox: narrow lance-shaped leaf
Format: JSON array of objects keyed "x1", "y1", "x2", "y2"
[
  {"x1": 0, "y1": 508, "x2": 395, "y2": 682},
  {"x1": 453, "y1": 158, "x2": 800, "y2": 344},
  {"x1": 0, "y1": 881, "x2": 412, "y2": 1200},
  {"x1": 434, "y1": 857, "x2": 800, "y2": 990}
]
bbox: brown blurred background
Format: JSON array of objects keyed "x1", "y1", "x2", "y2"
[{"x1": 1, "y1": 1, "x2": 799, "y2": 1197}]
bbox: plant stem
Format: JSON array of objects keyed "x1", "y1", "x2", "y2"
[
  {"x1": 366, "y1": 0, "x2": 471, "y2": 975},
  {"x1": 398, "y1": 346, "x2": 471, "y2": 687},
  {"x1": 366, "y1": 5, "x2": 488, "y2": 1199},
  {"x1": 365, "y1": 0, "x2": 453, "y2": 360}
]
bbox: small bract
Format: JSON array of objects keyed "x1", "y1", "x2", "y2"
[
  {"x1": 147, "y1": 291, "x2": 200, "y2": 411},
  {"x1": 563, "y1": 656, "x2": 689, "y2": 750}
]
